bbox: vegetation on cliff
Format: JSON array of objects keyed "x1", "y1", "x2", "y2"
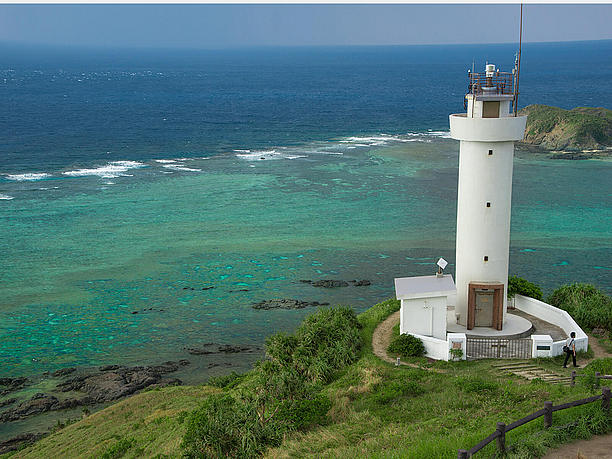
[
  {"x1": 6, "y1": 293, "x2": 612, "y2": 458},
  {"x1": 520, "y1": 104, "x2": 612, "y2": 153}
]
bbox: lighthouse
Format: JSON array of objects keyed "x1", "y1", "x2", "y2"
[{"x1": 449, "y1": 63, "x2": 527, "y2": 330}]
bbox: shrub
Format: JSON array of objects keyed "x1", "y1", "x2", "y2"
[
  {"x1": 266, "y1": 306, "x2": 362, "y2": 384},
  {"x1": 387, "y1": 334, "x2": 425, "y2": 358},
  {"x1": 508, "y1": 276, "x2": 543, "y2": 300},
  {"x1": 183, "y1": 307, "x2": 363, "y2": 458},
  {"x1": 274, "y1": 392, "x2": 331, "y2": 430},
  {"x1": 182, "y1": 394, "x2": 284, "y2": 459},
  {"x1": 207, "y1": 371, "x2": 245, "y2": 389},
  {"x1": 548, "y1": 283, "x2": 612, "y2": 332}
]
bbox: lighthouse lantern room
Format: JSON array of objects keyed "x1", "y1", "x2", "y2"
[{"x1": 449, "y1": 63, "x2": 527, "y2": 330}]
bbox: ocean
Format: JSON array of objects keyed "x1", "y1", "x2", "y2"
[{"x1": 1, "y1": 41, "x2": 611, "y2": 387}]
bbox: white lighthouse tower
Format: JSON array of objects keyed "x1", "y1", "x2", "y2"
[{"x1": 449, "y1": 63, "x2": 526, "y2": 330}]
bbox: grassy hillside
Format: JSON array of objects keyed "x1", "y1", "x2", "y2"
[
  {"x1": 5, "y1": 298, "x2": 612, "y2": 458},
  {"x1": 520, "y1": 104, "x2": 612, "y2": 152}
]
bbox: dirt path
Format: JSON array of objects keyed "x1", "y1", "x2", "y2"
[
  {"x1": 542, "y1": 432, "x2": 612, "y2": 458},
  {"x1": 582, "y1": 334, "x2": 611, "y2": 366},
  {"x1": 372, "y1": 310, "x2": 400, "y2": 364},
  {"x1": 371, "y1": 311, "x2": 445, "y2": 372}
]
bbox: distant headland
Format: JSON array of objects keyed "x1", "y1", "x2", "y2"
[{"x1": 519, "y1": 104, "x2": 612, "y2": 159}]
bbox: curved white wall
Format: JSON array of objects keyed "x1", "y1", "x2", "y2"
[
  {"x1": 452, "y1": 140, "x2": 515, "y2": 326},
  {"x1": 450, "y1": 115, "x2": 526, "y2": 142}
]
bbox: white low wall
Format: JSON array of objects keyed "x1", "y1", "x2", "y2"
[
  {"x1": 514, "y1": 295, "x2": 588, "y2": 355},
  {"x1": 410, "y1": 333, "x2": 449, "y2": 361}
]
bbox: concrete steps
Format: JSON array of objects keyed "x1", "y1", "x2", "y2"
[{"x1": 492, "y1": 361, "x2": 571, "y2": 385}]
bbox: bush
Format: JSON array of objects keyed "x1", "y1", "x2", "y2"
[
  {"x1": 183, "y1": 307, "x2": 363, "y2": 458},
  {"x1": 274, "y1": 392, "x2": 331, "y2": 430},
  {"x1": 207, "y1": 371, "x2": 245, "y2": 389},
  {"x1": 182, "y1": 394, "x2": 284, "y2": 458},
  {"x1": 266, "y1": 306, "x2": 362, "y2": 384},
  {"x1": 387, "y1": 334, "x2": 425, "y2": 358},
  {"x1": 508, "y1": 276, "x2": 543, "y2": 300},
  {"x1": 547, "y1": 283, "x2": 612, "y2": 332}
]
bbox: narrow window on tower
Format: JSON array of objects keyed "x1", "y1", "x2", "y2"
[
  {"x1": 488, "y1": 149, "x2": 493, "y2": 156},
  {"x1": 484, "y1": 256, "x2": 489, "y2": 262},
  {"x1": 486, "y1": 202, "x2": 491, "y2": 207}
]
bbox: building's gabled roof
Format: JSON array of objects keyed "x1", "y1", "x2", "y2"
[{"x1": 394, "y1": 274, "x2": 456, "y2": 300}]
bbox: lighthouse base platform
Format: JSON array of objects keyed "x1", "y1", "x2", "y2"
[{"x1": 446, "y1": 310, "x2": 534, "y2": 339}]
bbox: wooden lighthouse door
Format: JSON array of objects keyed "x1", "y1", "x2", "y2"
[
  {"x1": 474, "y1": 289, "x2": 493, "y2": 327},
  {"x1": 467, "y1": 282, "x2": 504, "y2": 330}
]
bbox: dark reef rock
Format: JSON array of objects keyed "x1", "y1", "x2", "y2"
[
  {"x1": 252, "y1": 298, "x2": 329, "y2": 310},
  {"x1": 186, "y1": 343, "x2": 256, "y2": 355},
  {"x1": 0, "y1": 433, "x2": 45, "y2": 455},
  {"x1": 218, "y1": 345, "x2": 252, "y2": 354},
  {"x1": 0, "y1": 394, "x2": 60, "y2": 422},
  {"x1": 57, "y1": 362, "x2": 183, "y2": 403},
  {"x1": 0, "y1": 393, "x2": 92, "y2": 423},
  {"x1": 201, "y1": 286, "x2": 215, "y2": 290},
  {"x1": 550, "y1": 153, "x2": 590, "y2": 160},
  {"x1": 0, "y1": 397, "x2": 17, "y2": 408},
  {"x1": 352, "y1": 280, "x2": 371, "y2": 286},
  {"x1": 0, "y1": 377, "x2": 29, "y2": 396},
  {"x1": 299, "y1": 279, "x2": 313, "y2": 283},
  {"x1": 99, "y1": 365, "x2": 121, "y2": 371},
  {"x1": 51, "y1": 367, "x2": 76, "y2": 378},
  {"x1": 311, "y1": 280, "x2": 349, "y2": 288}
]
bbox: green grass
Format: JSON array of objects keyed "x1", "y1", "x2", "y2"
[{"x1": 4, "y1": 386, "x2": 219, "y2": 458}]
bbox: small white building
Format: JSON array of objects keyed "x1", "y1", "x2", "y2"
[{"x1": 395, "y1": 274, "x2": 456, "y2": 340}]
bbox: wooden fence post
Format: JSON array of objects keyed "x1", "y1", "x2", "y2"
[
  {"x1": 544, "y1": 401, "x2": 553, "y2": 428},
  {"x1": 496, "y1": 422, "x2": 506, "y2": 453},
  {"x1": 457, "y1": 449, "x2": 468, "y2": 459},
  {"x1": 596, "y1": 372, "x2": 601, "y2": 385},
  {"x1": 571, "y1": 370, "x2": 576, "y2": 387},
  {"x1": 603, "y1": 387, "x2": 611, "y2": 415}
]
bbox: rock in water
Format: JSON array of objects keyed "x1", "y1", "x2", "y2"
[
  {"x1": 252, "y1": 299, "x2": 329, "y2": 310},
  {"x1": 311, "y1": 280, "x2": 349, "y2": 288},
  {"x1": 0, "y1": 377, "x2": 29, "y2": 396},
  {"x1": 353, "y1": 280, "x2": 371, "y2": 286},
  {"x1": 51, "y1": 367, "x2": 76, "y2": 377}
]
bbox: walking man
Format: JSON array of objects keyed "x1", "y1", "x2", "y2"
[{"x1": 563, "y1": 331, "x2": 578, "y2": 368}]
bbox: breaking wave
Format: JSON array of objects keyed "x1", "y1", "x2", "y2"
[{"x1": 63, "y1": 161, "x2": 146, "y2": 178}]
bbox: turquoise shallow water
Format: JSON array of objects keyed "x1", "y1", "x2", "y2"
[{"x1": 1, "y1": 134, "x2": 610, "y2": 379}]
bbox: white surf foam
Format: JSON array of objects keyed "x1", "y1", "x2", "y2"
[
  {"x1": 0, "y1": 193, "x2": 14, "y2": 200},
  {"x1": 5, "y1": 172, "x2": 51, "y2": 181},
  {"x1": 63, "y1": 161, "x2": 146, "y2": 178},
  {"x1": 425, "y1": 130, "x2": 452, "y2": 139},
  {"x1": 162, "y1": 164, "x2": 202, "y2": 172},
  {"x1": 154, "y1": 159, "x2": 178, "y2": 164}
]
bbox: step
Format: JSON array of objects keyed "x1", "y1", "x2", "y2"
[{"x1": 492, "y1": 361, "x2": 530, "y2": 368}]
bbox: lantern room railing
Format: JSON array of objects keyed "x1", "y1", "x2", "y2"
[{"x1": 468, "y1": 71, "x2": 514, "y2": 96}]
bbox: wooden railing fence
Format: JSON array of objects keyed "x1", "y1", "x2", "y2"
[
  {"x1": 457, "y1": 386, "x2": 611, "y2": 458},
  {"x1": 571, "y1": 371, "x2": 612, "y2": 387}
]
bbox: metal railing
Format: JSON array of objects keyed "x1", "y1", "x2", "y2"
[
  {"x1": 468, "y1": 71, "x2": 514, "y2": 96},
  {"x1": 466, "y1": 338, "x2": 532, "y2": 360},
  {"x1": 458, "y1": 387, "x2": 611, "y2": 458}
]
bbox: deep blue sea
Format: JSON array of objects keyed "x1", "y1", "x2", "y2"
[{"x1": 0, "y1": 40, "x2": 610, "y2": 396}]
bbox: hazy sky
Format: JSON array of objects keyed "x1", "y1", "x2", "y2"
[{"x1": 1, "y1": 4, "x2": 611, "y2": 49}]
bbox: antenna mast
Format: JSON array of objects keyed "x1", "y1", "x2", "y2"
[{"x1": 514, "y1": 4, "x2": 523, "y2": 116}]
